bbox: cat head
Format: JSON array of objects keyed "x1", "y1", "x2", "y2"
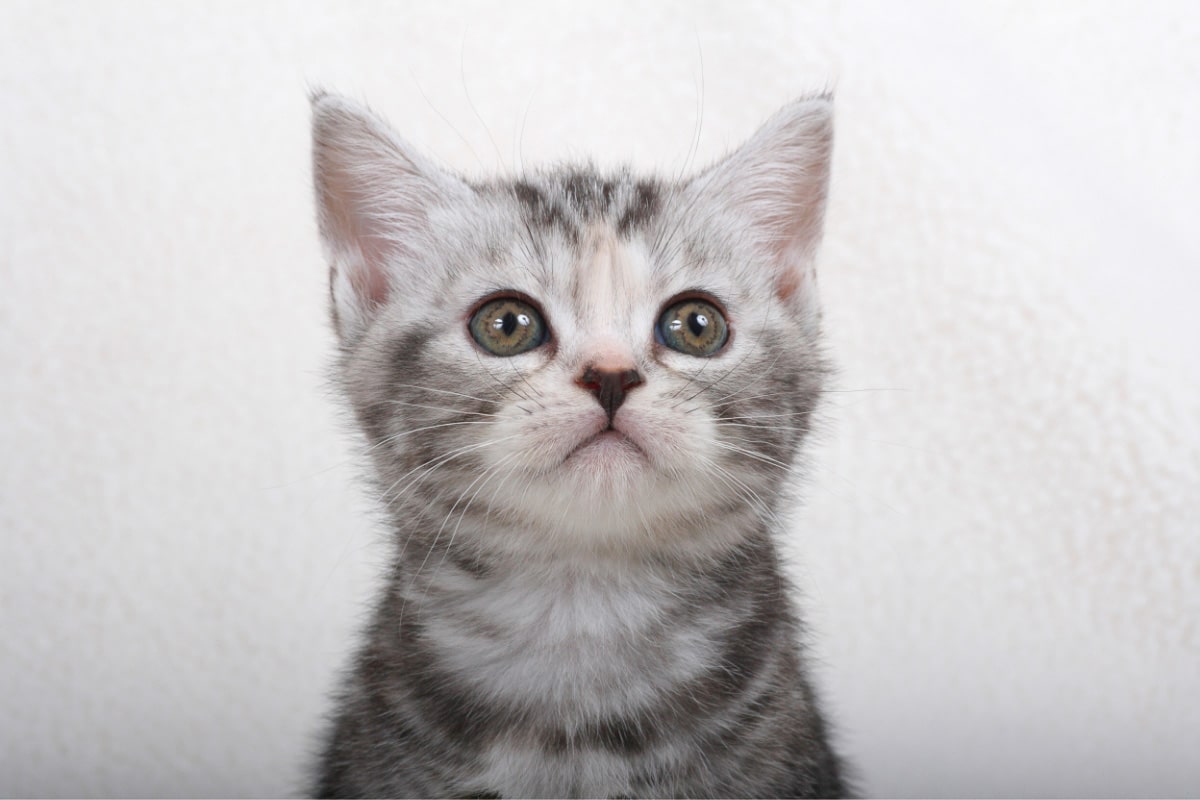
[{"x1": 312, "y1": 92, "x2": 833, "y2": 562}]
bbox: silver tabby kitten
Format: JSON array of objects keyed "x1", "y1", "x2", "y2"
[{"x1": 310, "y1": 91, "x2": 845, "y2": 798}]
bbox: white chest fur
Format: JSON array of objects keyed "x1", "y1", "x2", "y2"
[
  {"x1": 411, "y1": 563, "x2": 722, "y2": 796},
  {"x1": 415, "y1": 563, "x2": 721, "y2": 721}
]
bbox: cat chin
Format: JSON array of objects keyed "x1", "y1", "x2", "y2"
[
  {"x1": 562, "y1": 429, "x2": 645, "y2": 467},
  {"x1": 478, "y1": 478, "x2": 754, "y2": 563},
  {"x1": 555, "y1": 455, "x2": 653, "y2": 508},
  {"x1": 505, "y1": 465, "x2": 706, "y2": 538}
]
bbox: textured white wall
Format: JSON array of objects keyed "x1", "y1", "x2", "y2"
[{"x1": 2, "y1": 1, "x2": 1198, "y2": 796}]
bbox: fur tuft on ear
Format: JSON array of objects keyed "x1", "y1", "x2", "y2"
[
  {"x1": 311, "y1": 92, "x2": 471, "y2": 341},
  {"x1": 689, "y1": 95, "x2": 834, "y2": 307}
]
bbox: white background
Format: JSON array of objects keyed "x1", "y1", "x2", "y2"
[{"x1": 2, "y1": 1, "x2": 1198, "y2": 796}]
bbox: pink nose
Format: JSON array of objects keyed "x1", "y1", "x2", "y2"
[{"x1": 577, "y1": 366, "x2": 643, "y2": 421}]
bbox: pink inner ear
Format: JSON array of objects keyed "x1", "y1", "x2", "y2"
[
  {"x1": 758, "y1": 182, "x2": 824, "y2": 306},
  {"x1": 356, "y1": 262, "x2": 389, "y2": 308},
  {"x1": 775, "y1": 269, "x2": 802, "y2": 302},
  {"x1": 355, "y1": 235, "x2": 392, "y2": 307},
  {"x1": 769, "y1": 227, "x2": 814, "y2": 303},
  {"x1": 322, "y1": 163, "x2": 395, "y2": 309}
]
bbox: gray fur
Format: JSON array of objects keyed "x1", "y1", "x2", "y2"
[{"x1": 309, "y1": 91, "x2": 847, "y2": 798}]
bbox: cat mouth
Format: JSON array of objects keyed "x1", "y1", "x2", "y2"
[{"x1": 564, "y1": 426, "x2": 645, "y2": 465}]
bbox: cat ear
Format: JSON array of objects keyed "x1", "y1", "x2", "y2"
[
  {"x1": 311, "y1": 91, "x2": 472, "y2": 340},
  {"x1": 688, "y1": 96, "x2": 833, "y2": 308}
]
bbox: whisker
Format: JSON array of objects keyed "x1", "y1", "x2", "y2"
[
  {"x1": 381, "y1": 399, "x2": 507, "y2": 418},
  {"x1": 364, "y1": 419, "x2": 497, "y2": 455},
  {"x1": 711, "y1": 441, "x2": 794, "y2": 472},
  {"x1": 429, "y1": 453, "x2": 520, "y2": 581},
  {"x1": 705, "y1": 461, "x2": 779, "y2": 526},
  {"x1": 504, "y1": 358, "x2": 548, "y2": 411},
  {"x1": 377, "y1": 434, "x2": 522, "y2": 511},
  {"x1": 474, "y1": 347, "x2": 540, "y2": 408},
  {"x1": 705, "y1": 343, "x2": 787, "y2": 408},
  {"x1": 391, "y1": 384, "x2": 502, "y2": 404},
  {"x1": 714, "y1": 420, "x2": 801, "y2": 435},
  {"x1": 417, "y1": 453, "x2": 518, "y2": 578},
  {"x1": 714, "y1": 411, "x2": 811, "y2": 421},
  {"x1": 479, "y1": 454, "x2": 524, "y2": 530}
]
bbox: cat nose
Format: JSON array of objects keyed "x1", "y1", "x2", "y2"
[{"x1": 577, "y1": 366, "x2": 643, "y2": 421}]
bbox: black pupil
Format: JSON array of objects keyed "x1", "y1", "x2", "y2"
[
  {"x1": 687, "y1": 311, "x2": 706, "y2": 337},
  {"x1": 501, "y1": 311, "x2": 518, "y2": 336}
]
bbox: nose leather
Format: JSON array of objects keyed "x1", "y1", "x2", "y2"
[{"x1": 578, "y1": 367, "x2": 643, "y2": 421}]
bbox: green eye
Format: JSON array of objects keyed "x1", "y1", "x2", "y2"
[
  {"x1": 469, "y1": 296, "x2": 548, "y2": 356},
  {"x1": 657, "y1": 297, "x2": 728, "y2": 357}
]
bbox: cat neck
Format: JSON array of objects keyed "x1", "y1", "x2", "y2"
[
  {"x1": 386, "y1": 510, "x2": 788, "y2": 655},
  {"x1": 383, "y1": 521, "x2": 789, "y2": 724},
  {"x1": 388, "y1": 487, "x2": 774, "y2": 575}
]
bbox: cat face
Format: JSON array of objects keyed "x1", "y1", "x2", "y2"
[{"x1": 312, "y1": 93, "x2": 833, "y2": 559}]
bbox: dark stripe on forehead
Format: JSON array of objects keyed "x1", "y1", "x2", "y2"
[
  {"x1": 513, "y1": 180, "x2": 580, "y2": 244},
  {"x1": 616, "y1": 180, "x2": 661, "y2": 236},
  {"x1": 511, "y1": 171, "x2": 661, "y2": 242},
  {"x1": 561, "y1": 171, "x2": 600, "y2": 210}
]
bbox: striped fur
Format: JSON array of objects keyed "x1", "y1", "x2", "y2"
[{"x1": 310, "y1": 92, "x2": 846, "y2": 798}]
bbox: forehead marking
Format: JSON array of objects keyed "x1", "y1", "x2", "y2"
[{"x1": 577, "y1": 227, "x2": 649, "y2": 332}]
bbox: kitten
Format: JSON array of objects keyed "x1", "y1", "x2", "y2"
[{"x1": 309, "y1": 90, "x2": 846, "y2": 798}]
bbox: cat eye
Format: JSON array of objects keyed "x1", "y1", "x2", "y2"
[
  {"x1": 657, "y1": 297, "x2": 728, "y2": 357},
  {"x1": 469, "y1": 296, "x2": 548, "y2": 357}
]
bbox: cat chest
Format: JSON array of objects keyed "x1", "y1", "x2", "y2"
[
  {"x1": 418, "y1": 575, "x2": 721, "y2": 717},
  {"x1": 416, "y1": 577, "x2": 724, "y2": 795}
]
